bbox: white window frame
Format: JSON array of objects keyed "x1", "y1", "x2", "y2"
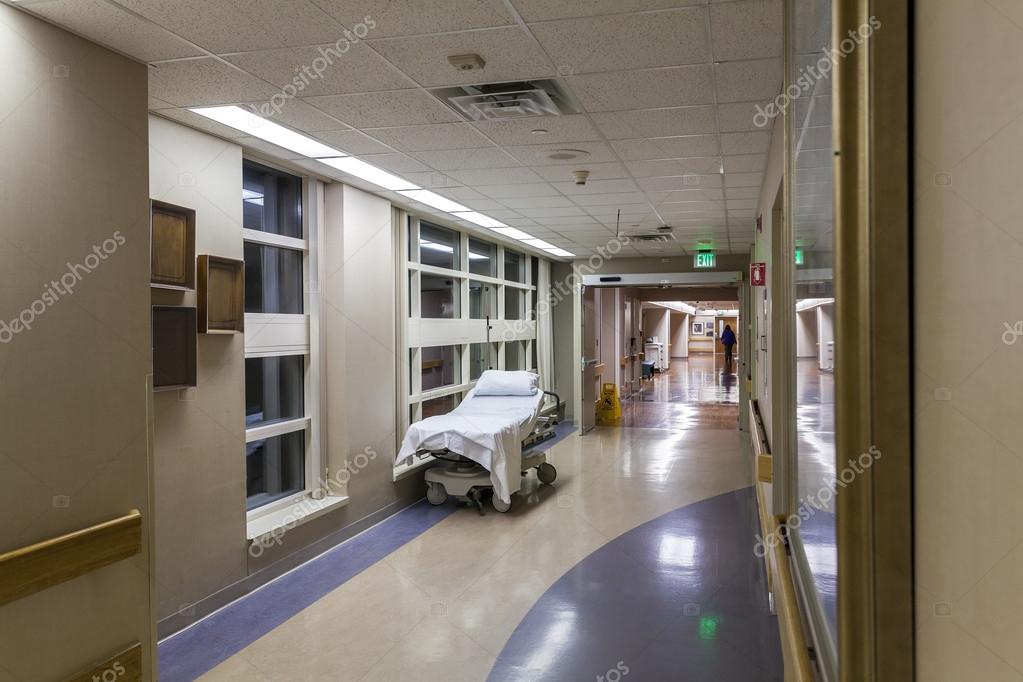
[
  {"x1": 242, "y1": 160, "x2": 335, "y2": 533},
  {"x1": 396, "y1": 215, "x2": 538, "y2": 478}
]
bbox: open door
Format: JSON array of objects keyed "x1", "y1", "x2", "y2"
[{"x1": 577, "y1": 284, "x2": 597, "y2": 434}]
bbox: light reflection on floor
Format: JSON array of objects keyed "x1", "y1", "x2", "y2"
[{"x1": 619, "y1": 355, "x2": 739, "y2": 431}]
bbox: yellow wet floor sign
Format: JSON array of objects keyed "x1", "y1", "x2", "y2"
[{"x1": 596, "y1": 382, "x2": 622, "y2": 425}]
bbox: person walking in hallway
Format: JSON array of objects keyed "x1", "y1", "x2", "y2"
[{"x1": 721, "y1": 324, "x2": 736, "y2": 371}]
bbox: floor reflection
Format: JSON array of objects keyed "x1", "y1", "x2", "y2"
[
  {"x1": 795, "y1": 358, "x2": 837, "y2": 634},
  {"x1": 619, "y1": 355, "x2": 739, "y2": 431}
]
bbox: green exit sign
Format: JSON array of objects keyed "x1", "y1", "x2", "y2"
[
  {"x1": 694, "y1": 251, "x2": 716, "y2": 268},
  {"x1": 794, "y1": 248, "x2": 804, "y2": 265}
]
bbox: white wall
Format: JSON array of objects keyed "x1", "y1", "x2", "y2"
[
  {"x1": 816, "y1": 303, "x2": 834, "y2": 370},
  {"x1": 0, "y1": 7, "x2": 155, "y2": 677},
  {"x1": 795, "y1": 308, "x2": 818, "y2": 358},
  {"x1": 670, "y1": 311, "x2": 689, "y2": 358}
]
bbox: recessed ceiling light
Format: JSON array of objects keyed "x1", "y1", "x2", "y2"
[
  {"x1": 189, "y1": 106, "x2": 344, "y2": 158},
  {"x1": 521, "y1": 238, "x2": 556, "y2": 249},
  {"x1": 545, "y1": 248, "x2": 576, "y2": 258},
  {"x1": 490, "y1": 227, "x2": 534, "y2": 240},
  {"x1": 451, "y1": 211, "x2": 507, "y2": 228},
  {"x1": 397, "y1": 189, "x2": 469, "y2": 213},
  {"x1": 547, "y1": 149, "x2": 590, "y2": 161},
  {"x1": 318, "y1": 157, "x2": 419, "y2": 191},
  {"x1": 531, "y1": 129, "x2": 549, "y2": 135}
]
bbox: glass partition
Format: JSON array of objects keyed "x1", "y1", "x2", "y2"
[{"x1": 789, "y1": 0, "x2": 838, "y2": 674}]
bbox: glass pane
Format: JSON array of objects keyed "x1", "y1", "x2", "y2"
[
  {"x1": 246, "y1": 430, "x2": 305, "y2": 510},
  {"x1": 504, "y1": 249, "x2": 523, "y2": 282},
  {"x1": 421, "y1": 274, "x2": 459, "y2": 318},
  {"x1": 790, "y1": 0, "x2": 837, "y2": 652},
  {"x1": 421, "y1": 394, "x2": 456, "y2": 418},
  {"x1": 419, "y1": 221, "x2": 459, "y2": 270},
  {"x1": 505, "y1": 340, "x2": 523, "y2": 371},
  {"x1": 242, "y1": 160, "x2": 302, "y2": 239},
  {"x1": 421, "y1": 345, "x2": 460, "y2": 391},
  {"x1": 504, "y1": 286, "x2": 522, "y2": 320},
  {"x1": 246, "y1": 355, "x2": 304, "y2": 428},
  {"x1": 244, "y1": 242, "x2": 304, "y2": 314},
  {"x1": 469, "y1": 280, "x2": 497, "y2": 319},
  {"x1": 468, "y1": 238, "x2": 497, "y2": 277},
  {"x1": 469, "y1": 342, "x2": 497, "y2": 380}
]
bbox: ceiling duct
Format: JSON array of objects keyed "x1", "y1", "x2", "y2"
[{"x1": 430, "y1": 80, "x2": 580, "y2": 122}]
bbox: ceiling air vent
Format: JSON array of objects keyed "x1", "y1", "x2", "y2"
[{"x1": 429, "y1": 80, "x2": 580, "y2": 122}]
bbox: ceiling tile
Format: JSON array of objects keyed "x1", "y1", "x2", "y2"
[
  {"x1": 529, "y1": 9, "x2": 709, "y2": 74},
  {"x1": 476, "y1": 183, "x2": 561, "y2": 198},
  {"x1": 440, "y1": 186, "x2": 489, "y2": 201},
  {"x1": 571, "y1": 192, "x2": 650, "y2": 207},
  {"x1": 259, "y1": 99, "x2": 350, "y2": 131},
  {"x1": 304, "y1": 89, "x2": 460, "y2": 127},
  {"x1": 590, "y1": 106, "x2": 718, "y2": 139},
  {"x1": 714, "y1": 58, "x2": 783, "y2": 102},
  {"x1": 369, "y1": 27, "x2": 553, "y2": 87},
  {"x1": 473, "y1": 115, "x2": 601, "y2": 146},
  {"x1": 566, "y1": 65, "x2": 714, "y2": 111},
  {"x1": 720, "y1": 131, "x2": 771, "y2": 155},
  {"x1": 402, "y1": 171, "x2": 460, "y2": 187},
  {"x1": 367, "y1": 123, "x2": 492, "y2": 151},
  {"x1": 725, "y1": 186, "x2": 762, "y2": 200},
  {"x1": 463, "y1": 198, "x2": 507, "y2": 211},
  {"x1": 499, "y1": 196, "x2": 576, "y2": 209},
  {"x1": 446, "y1": 167, "x2": 547, "y2": 185},
  {"x1": 725, "y1": 172, "x2": 763, "y2": 188},
  {"x1": 409, "y1": 147, "x2": 521, "y2": 171},
  {"x1": 528, "y1": 162, "x2": 630, "y2": 181},
  {"x1": 236, "y1": 136, "x2": 304, "y2": 160},
  {"x1": 118, "y1": 0, "x2": 345, "y2": 54},
  {"x1": 517, "y1": 206, "x2": 589, "y2": 218},
  {"x1": 626, "y1": 158, "x2": 723, "y2": 177},
  {"x1": 721, "y1": 153, "x2": 767, "y2": 173},
  {"x1": 726, "y1": 198, "x2": 759, "y2": 210},
  {"x1": 503, "y1": 140, "x2": 618, "y2": 166},
  {"x1": 149, "y1": 58, "x2": 279, "y2": 106},
  {"x1": 513, "y1": 0, "x2": 704, "y2": 22},
  {"x1": 551, "y1": 178, "x2": 640, "y2": 195},
  {"x1": 640, "y1": 183, "x2": 724, "y2": 200},
  {"x1": 709, "y1": 0, "x2": 783, "y2": 61},
  {"x1": 717, "y1": 100, "x2": 772, "y2": 132},
  {"x1": 26, "y1": 0, "x2": 202, "y2": 62},
  {"x1": 225, "y1": 43, "x2": 412, "y2": 97},
  {"x1": 312, "y1": 129, "x2": 396, "y2": 154},
  {"x1": 312, "y1": 0, "x2": 515, "y2": 38},
  {"x1": 611, "y1": 135, "x2": 720, "y2": 161},
  {"x1": 356, "y1": 153, "x2": 432, "y2": 174}
]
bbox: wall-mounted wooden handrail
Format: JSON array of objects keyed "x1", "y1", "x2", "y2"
[
  {"x1": 749, "y1": 399, "x2": 773, "y2": 482},
  {"x1": 0, "y1": 510, "x2": 142, "y2": 606},
  {"x1": 770, "y1": 515, "x2": 814, "y2": 682}
]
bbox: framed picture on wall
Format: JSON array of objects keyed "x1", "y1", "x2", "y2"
[{"x1": 692, "y1": 322, "x2": 703, "y2": 335}]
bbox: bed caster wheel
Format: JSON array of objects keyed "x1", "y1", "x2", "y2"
[
  {"x1": 537, "y1": 462, "x2": 557, "y2": 485},
  {"x1": 426, "y1": 482, "x2": 447, "y2": 506},
  {"x1": 491, "y1": 495, "x2": 512, "y2": 513}
]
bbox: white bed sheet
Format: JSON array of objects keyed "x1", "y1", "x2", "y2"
[{"x1": 396, "y1": 389, "x2": 544, "y2": 503}]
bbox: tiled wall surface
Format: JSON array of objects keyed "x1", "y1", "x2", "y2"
[{"x1": 915, "y1": 1, "x2": 1023, "y2": 679}]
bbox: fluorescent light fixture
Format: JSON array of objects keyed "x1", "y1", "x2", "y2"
[
  {"x1": 419, "y1": 239, "x2": 454, "y2": 254},
  {"x1": 189, "y1": 106, "x2": 344, "y2": 158},
  {"x1": 468, "y1": 252, "x2": 489, "y2": 260},
  {"x1": 490, "y1": 227, "x2": 534, "y2": 240},
  {"x1": 545, "y1": 248, "x2": 576, "y2": 258},
  {"x1": 451, "y1": 211, "x2": 507, "y2": 228},
  {"x1": 242, "y1": 188, "x2": 264, "y2": 206},
  {"x1": 521, "y1": 238, "x2": 556, "y2": 250},
  {"x1": 318, "y1": 157, "x2": 419, "y2": 191},
  {"x1": 397, "y1": 189, "x2": 468, "y2": 213}
]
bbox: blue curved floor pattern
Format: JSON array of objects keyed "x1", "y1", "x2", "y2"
[{"x1": 488, "y1": 487, "x2": 783, "y2": 682}]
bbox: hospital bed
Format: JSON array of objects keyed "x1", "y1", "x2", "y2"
[{"x1": 396, "y1": 371, "x2": 564, "y2": 514}]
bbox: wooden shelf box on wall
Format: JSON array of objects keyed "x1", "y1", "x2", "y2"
[
  {"x1": 152, "y1": 306, "x2": 197, "y2": 391},
  {"x1": 150, "y1": 200, "x2": 196, "y2": 290},
  {"x1": 197, "y1": 255, "x2": 244, "y2": 334}
]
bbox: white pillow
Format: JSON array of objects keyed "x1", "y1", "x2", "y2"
[{"x1": 474, "y1": 370, "x2": 538, "y2": 396}]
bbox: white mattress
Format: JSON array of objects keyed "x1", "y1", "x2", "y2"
[{"x1": 396, "y1": 389, "x2": 545, "y2": 503}]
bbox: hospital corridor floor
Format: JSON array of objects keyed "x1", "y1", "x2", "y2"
[{"x1": 163, "y1": 361, "x2": 781, "y2": 681}]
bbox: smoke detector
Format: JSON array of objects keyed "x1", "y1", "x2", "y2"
[
  {"x1": 573, "y1": 170, "x2": 590, "y2": 185},
  {"x1": 448, "y1": 54, "x2": 486, "y2": 71}
]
